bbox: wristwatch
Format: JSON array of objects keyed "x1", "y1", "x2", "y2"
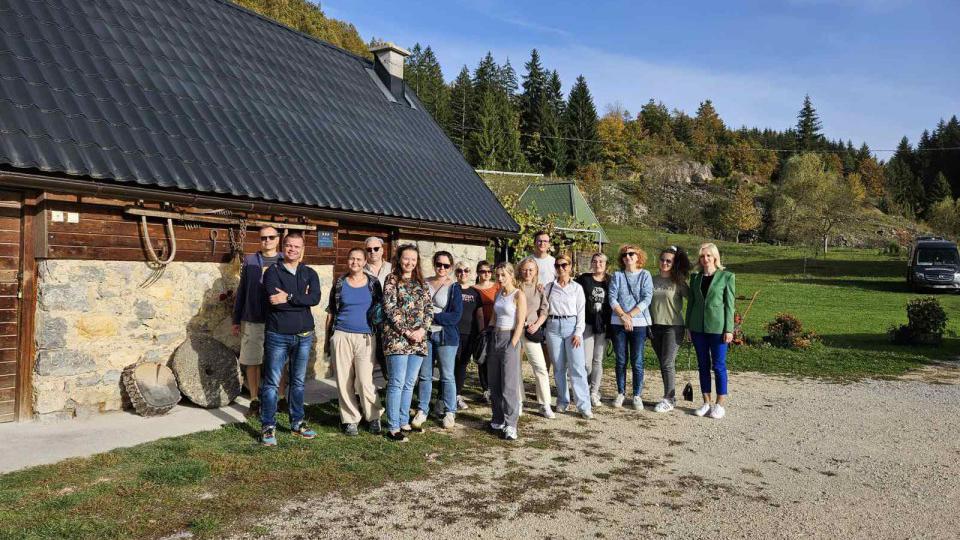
[{"x1": 286, "y1": 293, "x2": 293, "y2": 303}]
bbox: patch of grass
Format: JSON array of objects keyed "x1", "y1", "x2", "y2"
[
  {"x1": 0, "y1": 401, "x2": 484, "y2": 540},
  {"x1": 602, "y1": 225, "x2": 960, "y2": 379}
]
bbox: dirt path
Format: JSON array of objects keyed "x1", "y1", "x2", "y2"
[{"x1": 232, "y1": 367, "x2": 960, "y2": 539}]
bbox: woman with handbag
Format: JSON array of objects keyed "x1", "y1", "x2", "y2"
[
  {"x1": 325, "y1": 247, "x2": 385, "y2": 436},
  {"x1": 608, "y1": 244, "x2": 654, "y2": 411},
  {"x1": 517, "y1": 257, "x2": 554, "y2": 418},
  {"x1": 474, "y1": 261, "x2": 500, "y2": 402},
  {"x1": 411, "y1": 251, "x2": 463, "y2": 430},
  {"x1": 576, "y1": 252, "x2": 611, "y2": 408},
  {"x1": 382, "y1": 245, "x2": 433, "y2": 442},
  {"x1": 649, "y1": 246, "x2": 691, "y2": 413},
  {"x1": 487, "y1": 262, "x2": 527, "y2": 441},
  {"x1": 686, "y1": 243, "x2": 735, "y2": 420}
]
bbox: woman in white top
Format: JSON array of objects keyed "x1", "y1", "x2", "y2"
[
  {"x1": 544, "y1": 252, "x2": 593, "y2": 419},
  {"x1": 608, "y1": 244, "x2": 654, "y2": 410},
  {"x1": 487, "y1": 262, "x2": 527, "y2": 440}
]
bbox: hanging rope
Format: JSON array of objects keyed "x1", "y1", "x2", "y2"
[{"x1": 140, "y1": 216, "x2": 177, "y2": 265}]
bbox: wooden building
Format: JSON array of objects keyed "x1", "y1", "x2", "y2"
[{"x1": 0, "y1": 0, "x2": 517, "y2": 422}]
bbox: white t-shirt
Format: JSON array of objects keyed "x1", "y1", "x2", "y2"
[{"x1": 533, "y1": 254, "x2": 556, "y2": 286}]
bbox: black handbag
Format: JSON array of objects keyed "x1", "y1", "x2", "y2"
[{"x1": 524, "y1": 325, "x2": 546, "y2": 343}]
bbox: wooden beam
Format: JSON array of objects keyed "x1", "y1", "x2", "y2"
[
  {"x1": 16, "y1": 193, "x2": 38, "y2": 421},
  {"x1": 124, "y1": 207, "x2": 318, "y2": 231}
]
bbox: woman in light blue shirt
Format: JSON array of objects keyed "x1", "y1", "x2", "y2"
[{"x1": 608, "y1": 244, "x2": 653, "y2": 410}]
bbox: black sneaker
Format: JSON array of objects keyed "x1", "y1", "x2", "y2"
[
  {"x1": 344, "y1": 423, "x2": 359, "y2": 437},
  {"x1": 245, "y1": 399, "x2": 260, "y2": 419},
  {"x1": 368, "y1": 418, "x2": 382, "y2": 434},
  {"x1": 385, "y1": 430, "x2": 408, "y2": 442}
]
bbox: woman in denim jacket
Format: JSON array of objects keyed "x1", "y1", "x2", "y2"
[{"x1": 608, "y1": 244, "x2": 653, "y2": 410}]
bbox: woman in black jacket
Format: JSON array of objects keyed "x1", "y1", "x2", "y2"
[{"x1": 576, "y1": 252, "x2": 612, "y2": 407}]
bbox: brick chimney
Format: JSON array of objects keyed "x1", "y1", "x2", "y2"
[{"x1": 369, "y1": 42, "x2": 410, "y2": 102}]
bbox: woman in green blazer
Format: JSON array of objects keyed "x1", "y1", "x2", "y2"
[{"x1": 685, "y1": 242, "x2": 735, "y2": 420}]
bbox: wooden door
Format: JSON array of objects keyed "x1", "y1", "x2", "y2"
[{"x1": 0, "y1": 191, "x2": 22, "y2": 423}]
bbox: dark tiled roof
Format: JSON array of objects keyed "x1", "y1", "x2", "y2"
[{"x1": 0, "y1": 0, "x2": 518, "y2": 233}]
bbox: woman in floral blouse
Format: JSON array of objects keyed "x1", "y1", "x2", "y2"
[{"x1": 382, "y1": 244, "x2": 434, "y2": 442}]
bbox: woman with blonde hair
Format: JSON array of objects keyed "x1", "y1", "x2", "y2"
[
  {"x1": 608, "y1": 244, "x2": 653, "y2": 410},
  {"x1": 517, "y1": 257, "x2": 554, "y2": 418},
  {"x1": 487, "y1": 262, "x2": 527, "y2": 440},
  {"x1": 686, "y1": 242, "x2": 735, "y2": 419},
  {"x1": 544, "y1": 252, "x2": 593, "y2": 419},
  {"x1": 453, "y1": 261, "x2": 481, "y2": 411}
]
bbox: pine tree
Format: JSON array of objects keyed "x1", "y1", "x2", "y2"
[
  {"x1": 520, "y1": 49, "x2": 549, "y2": 162},
  {"x1": 447, "y1": 66, "x2": 473, "y2": 154},
  {"x1": 691, "y1": 100, "x2": 725, "y2": 165},
  {"x1": 540, "y1": 99, "x2": 566, "y2": 175},
  {"x1": 469, "y1": 90, "x2": 500, "y2": 169},
  {"x1": 563, "y1": 75, "x2": 600, "y2": 174},
  {"x1": 885, "y1": 137, "x2": 924, "y2": 216},
  {"x1": 796, "y1": 94, "x2": 823, "y2": 152},
  {"x1": 548, "y1": 70, "x2": 565, "y2": 118},
  {"x1": 406, "y1": 45, "x2": 449, "y2": 130},
  {"x1": 926, "y1": 172, "x2": 952, "y2": 212},
  {"x1": 498, "y1": 58, "x2": 519, "y2": 99}
]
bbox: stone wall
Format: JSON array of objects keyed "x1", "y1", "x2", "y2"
[
  {"x1": 32, "y1": 259, "x2": 333, "y2": 421},
  {"x1": 397, "y1": 238, "x2": 488, "y2": 277}
]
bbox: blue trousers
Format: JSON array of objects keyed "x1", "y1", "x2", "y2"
[
  {"x1": 259, "y1": 330, "x2": 313, "y2": 429},
  {"x1": 545, "y1": 318, "x2": 591, "y2": 413},
  {"x1": 690, "y1": 331, "x2": 729, "y2": 395},
  {"x1": 610, "y1": 324, "x2": 647, "y2": 396},
  {"x1": 386, "y1": 354, "x2": 424, "y2": 432},
  {"x1": 419, "y1": 332, "x2": 458, "y2": 416}
]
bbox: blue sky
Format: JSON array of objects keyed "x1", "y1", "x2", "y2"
[{"x1": 324, "y1": 0, "x2": 959, "y2": 154}]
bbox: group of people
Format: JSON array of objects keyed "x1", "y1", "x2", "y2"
[{"x1": 232, "y1": 227, "x2": 736, "y2": 447}]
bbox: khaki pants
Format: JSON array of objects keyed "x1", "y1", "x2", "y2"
[
  {"x1": 520, "y1": 336, "x2": 552, "y2": 407},
  {"x1": 332, "y1": 330, "x2": 383, "y2": 424}
]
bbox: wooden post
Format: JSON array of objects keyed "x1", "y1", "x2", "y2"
[{"x1": 16, "y1": 193, "x2": 39, "y2": 421}]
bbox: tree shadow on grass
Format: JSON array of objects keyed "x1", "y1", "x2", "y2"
[
  {"x1": 729, "y1": 258, "x2": 905, "y2": 279},
  {"x1": 819, "y1": 333, "x2": 960, "y2": 361},
  {"x1": 781, "y1": 278, "x2": 911, "y2": 293}
]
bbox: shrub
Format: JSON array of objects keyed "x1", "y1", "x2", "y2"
[
  {"x1": 765, "y1": 313, "x2": 817, "y2": 349},
  {"x1": 889, "y1": 296, "x2": 948, "y2": 346},
  {"x1": 879, "y1": 240, "x2": 902, "y2": 257}
]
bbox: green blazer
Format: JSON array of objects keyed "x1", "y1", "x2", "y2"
[{"x1": 685, "y1": 270, "x2": 736, "y2": 334}]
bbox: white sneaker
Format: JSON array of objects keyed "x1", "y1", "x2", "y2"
[
  {"x1": 456, "y1": 395, "x2": 468, "y2": 411},
  {"x1": 489, "y1": 421, "x2": 505, "y2": 431},
  {"x1": 632, "y1": 395, "x2": 644, "y2": 411},
  {"x1": 482, "y1": 390, "x2": 491, "y2": 403},
  {"x1": 555, "y1": 402, "x2": 569, "y2": 413},
  {"x1": 654, "y1": 399, "x2": 675, "y2": 413},
  {"x1": 580, "y1": 409, "x2": 594, "y2": 420},
  {"x1": 502, "y1": 425, "x2": 518, "y2": 440},
  {"x1": 591, "y1": 393, "x2": 602, "y2": 407},
  {"x1": 694, "y1": 403, "x2": 712, "y2": 417},
  {"x1": 411, "y1": 409, "x2": 428, "y2": 428},
  {"x1": 613, "y1": 394, "x2": 625, "y2": 408},
  {"x1": 709, "y1": 404, "x2": 726, "y2": 419},
  {"x1": 542, "y1": 405, "x2": 556, "y2": 419},
  {"x1": 442, "y1": 412, "x2": 456, "y2": 429}
]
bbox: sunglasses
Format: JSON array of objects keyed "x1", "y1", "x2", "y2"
[
  {"x1": 535, "y1": 239, "x2": 550, "y2": 244},
  {"x1": 435, "y1": 263, "x2": 451, "y2": 269},
  {"x1": 455, "y1": 269, "x2": 470, "y2": 275},
  {"x1": 366, "y1": 247, "x2": 381, "y2": 253},
  {"x1": 659, "y1": 258, "x2": 673, "y2": 264},
  {"x1": 554, "y1": 262, "x2": 570, "y2": 269},
  {"x1": 260, "y1": 235, "x2": 278, "y2": 241},
  {"x1": 478, "y1": 269, "x2": 492, "y2": 274},
  {"x1": 623, "y1": 252, "x2": 638, "y2": 258}
]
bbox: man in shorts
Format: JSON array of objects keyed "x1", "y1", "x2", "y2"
[{"x1": 232, "y1": 225, "x2": 281, "y2": 417}]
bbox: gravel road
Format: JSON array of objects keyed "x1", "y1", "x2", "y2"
[{"x1": 232, "y1": 364, "x2": 960, "y2": 539}]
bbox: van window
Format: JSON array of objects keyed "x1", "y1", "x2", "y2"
[{"x1": 916, "y1": 248, "x2": 959, "y2": 266}]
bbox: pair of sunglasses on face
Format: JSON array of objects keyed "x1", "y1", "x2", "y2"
[
  {"x1": 622, "y1": 251, "x2": 638, "y2": 259},
  {"x1": 435, "y1": 262, "x2": 451, "y2": 269},
  {"x1": 455, "y1": 269, "x2": 470, "y2": 275},
  {"x1": 260, "y1": 235, "x2": 278, "y2": 241},
  {"x1": 553, "y1": 262, "x2": 570, "y2": 269},
  {"x1": 366, "y1": 246, "x2": 381, "y2": 253}
]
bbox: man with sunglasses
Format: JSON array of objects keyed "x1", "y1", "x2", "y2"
[
  {"x1": 232, "y1": 226, "x2": 282, "y2": 417},
  {"x1": 363, "y1": 237, "x2": 392, "y2": 287}
]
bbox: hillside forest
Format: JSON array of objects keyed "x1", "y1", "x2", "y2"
[{"x1": 235, "y1": 0, "x2": 960, "y2": 249}]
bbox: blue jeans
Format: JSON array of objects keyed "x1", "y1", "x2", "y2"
[
  {"x1": 419, "y1": 332, "x2": 458, "y2": 416},
  {"x1": 690, "y1": 331, "x2": 729, "y2": 395},
  {"x1": 259, "y1": 330, "x2": 313, "y2": 429},
  {"x1": 386, "y1": 354, "x2": 424, "y2": 432},
  {"x1": 545, "y1": 317, "x2": 591, "y2": 413},
  {"x1": 611, "y1": 324, "x2": 647, "y2": 396}
]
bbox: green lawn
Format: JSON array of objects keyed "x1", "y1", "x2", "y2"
[
  {"x1": 0, "y1": 402, "x2": 497, "y2": 540},
  {"x1": 602, "y1": 225, "x2": 960, "y2": 379}
]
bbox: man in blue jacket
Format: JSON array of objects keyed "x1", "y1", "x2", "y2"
[
  {"x1": 259, "y1": 232, "x2": 322, "y2": 447},
  {"x1": 232, "y1": 226, "x2": 281, "y2": 417}
]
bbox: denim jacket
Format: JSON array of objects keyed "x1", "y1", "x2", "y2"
[{"x1": 608, "y1": 270, "x2": 653, "y2": 327}]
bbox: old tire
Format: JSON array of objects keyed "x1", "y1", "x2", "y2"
[
  {"x1": 122, "y1": 362, "x2": 181, "y2": 417},
  {"x1": 170, "y1": 335, "x2": 242, "y2": 408}
]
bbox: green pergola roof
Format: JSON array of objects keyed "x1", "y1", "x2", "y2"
[{"x1": 518, "y1": 181, "x2": 609, "y2": 243}]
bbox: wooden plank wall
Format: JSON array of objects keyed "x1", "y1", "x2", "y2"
[
  {"x1": 42, "y1": 200, "x2": 337, "y2": 266},
  {"x1": 0, "y1": 192, "x2": 21, "y2": 423},
  {"x1": 334, "y1": 227, "x2": 393, "y2": 276}
]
